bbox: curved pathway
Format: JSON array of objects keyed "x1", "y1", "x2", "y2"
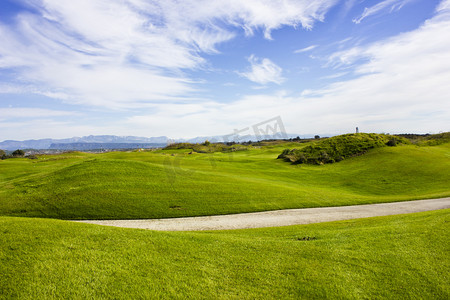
[{"x1": 76, "y1": 198, "x2": 450, "y2": 231}]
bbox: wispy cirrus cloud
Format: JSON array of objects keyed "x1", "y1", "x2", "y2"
[
  {"x1": 0, "y1": 0, "x2": 338, "y2": 108},
  {"x1": 239, "y1": 55, "x2": 284, "y2": 85},
  {"x1": 294, "y1": 45, "x2": 318, "y2": 53},
  {"x1": 0, "y1": 107, "x2": 76, "y2": 121},
  {"x1": 1, "y1": 0, "x2": 447, "y2": 141},
  {"x1": 353, "y1": 0, "x2": 414, "y2": 24},
  {"x1": 127, "y1": 1, "x2": 450, "y2": 137}
]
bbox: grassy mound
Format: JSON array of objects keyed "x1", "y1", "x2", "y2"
[
  {"x1": 278, "y1": 133, "x2": 409, "y2": 165},
  {"x1": 164, "y1": 141, "x2": 248, "y2": 153},
  {"x1": 1, "y1": 210, "x2": 448, "y2": 298},
  {"x1": 0, "y1": 141, "x2": 449, "y2": 219},
  {"x1": 399, "y1": 132, "x2": 450, "y2": 146}
]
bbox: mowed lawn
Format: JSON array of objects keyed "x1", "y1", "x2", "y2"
[
  {"x1": 0, "y1": 143, "x2": 449, "y2": 219},
  {"x1": 1, "y1": 209, "x2": 449, "y2": 299}
]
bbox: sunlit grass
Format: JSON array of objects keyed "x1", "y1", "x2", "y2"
[
  {"x1": 1, "y1": 209, "x2": 448, "y2": 299},
  {"x1": 0, "y1": 143, "x2": 449, "y2": 219}
]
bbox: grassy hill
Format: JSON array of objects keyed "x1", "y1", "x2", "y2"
[
  {"x1": 0, "y1": 135, "x2": 449, "y2": 220},
  {"x1": 277, "y1": 133, "x2": 410, "y2": 164},
  {"x1": 1, "y1": 133, "x2": 449, "y2": 299},
  {"x1": 1, "y1": 209, "x2": 448, "y2": 299},
  {"x1": 398, "y1": 132, "x2": 450, "y2": 146}
]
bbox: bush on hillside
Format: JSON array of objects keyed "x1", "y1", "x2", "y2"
[
  {"x1": 418, "y1": 132, "x2": 450, "y2": 146},
  {"x1": 164, "y1": 142, "x2": 248, "y2": 153},
  {"x1": 12, "y1": 149, "x2": 25, "y2": 157},
  {"x1": 396, "y1": 132, "x2": 450, "y2": 146},
  {"x1": 278, "y1": 133, "x2": 409, "y2": 165},
  {"x1": 386, "y1": 138, "x2": 397, "y2": 146},
  {"x1": 164, "y1": 143, "x2": 195, "y2": 150}
]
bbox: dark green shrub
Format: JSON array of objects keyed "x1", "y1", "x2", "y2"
[
  {"x1": 277, "y1": 149, "x2": 290, "y2": 159},
  {"x1": 12, "y1": 149, "x2": 25, "y2": 157},
  {"x1": 386, "y1": 139, "x2": 397, "y2": 146}
]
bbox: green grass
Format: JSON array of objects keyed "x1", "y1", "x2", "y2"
[
  {"x1": 0, "y1": 142, "x2": 449, "y2": 219},
  {"x1": 1, "y1": 209, "x2": 448, "y2": 299},
  {"x1": 1, "y1": 136, "x2": 448, "y2": 298},
  {"x1": 164, "y1": 141, "x2": 249, "y2": 153},
  {"x1": 399, "y1": 132, "x2": 450, "y2": 146},
  {"x1": 277, "y1": 133, "x2": 410, "y2": 164}
]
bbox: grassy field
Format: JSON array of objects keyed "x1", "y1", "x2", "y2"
[
  {"x1": 1, "y1": 209, "x2": 448, "y2": 299},
  {"x1": 0, "y1": 140, "x2": 449, "y2": 219},
  {"x1": 1, "y1": 134, "x2": 449, "y2": 299}
]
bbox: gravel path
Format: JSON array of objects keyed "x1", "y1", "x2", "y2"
[{"x1": 75, "y1": 198, "x2": 450, "y2": 231}]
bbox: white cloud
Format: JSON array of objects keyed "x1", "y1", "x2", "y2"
[
  {"x1": 126, "y1": 2, "x2": 450, "y2": 137},
  {"x1": 1, "y1": 0, "x2": 449, "y2": 140},
  {"x1": 0, "y1": 0, "x2": 338, "y2": 108},
  {"x1": 0, "y1": 119, "x2": 114, "y2": 140},
  {"x1": 239, "y1": 55, "x2": 285, "y2": 85},
  {"x1": 437, "y1": 0, "x2": 450, "y2": 12},
  {"x1": 153, "y1": 0, "x2": 339, "y2": 39},
  {"x1": 353, "y1": 0, "x2": 414, "y2": 24},
  {"x1": 0, "y1": 108, "x2": 76, "y2": 120},
  {"x1": 320, "y1": 72, "x2": 348, "y2": 79},
  {"x1": 297, "y1": 0, "x2": 450, "y2": 133},
  {"x1": 294, "y1": 45, "x2": 318, "y2": 53}
]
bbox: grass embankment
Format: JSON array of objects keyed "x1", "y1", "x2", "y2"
[
  {"x1": 398, "y1": 132, "x2": 450, "y2": 146},
  {"x1": 164, "y1": 141, "x2": 249, "y2": 153},
  {"x1": 277, "y1": 133, "x2": 409, "y2": 164},
  {"x1": 1, "y1": 210, "x2": 448, "y2": 299},
  {"x1": 0, "y1": 139, "x2": 449, "y2": 219}
]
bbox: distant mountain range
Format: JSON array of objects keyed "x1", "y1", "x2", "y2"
[
  {"x1": 48, "y1": 142, "x2": 168, "y2": 151},
  {"x1": 0, "y1": 134, "x2": 314, "y2": 150},
  {"x1": 0, "y1": 135, "x2": 169, "y2": 150}
]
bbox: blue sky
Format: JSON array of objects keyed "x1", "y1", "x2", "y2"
[{"x1": 0, "y1": 0, "x2": 449, "y2": 141}]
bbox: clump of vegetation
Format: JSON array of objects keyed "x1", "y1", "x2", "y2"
[
  {"x1": 164, "y1": 141, "x2": 248, "y2": 153},
  {"x1": 12, "y1": 149, "x2": 25, "y2": 157},
  {"x1": 296, "y1": 236, "x2": 317, "y2": 241},
  {"x1": 398, "y1": 132, "x2": 450, "y2": 146},
  {"x1": 278, "y1": 133, "x2": 409, "y2": 165},
  {"x1": 164, "y1": 142, "x2": 194, "y2": 150},
  {"x1": 386, "y1": 138, "x2": 398, "y2": 147},
  {"x1": 1, "y1": 149, "x2": 27, "y2": 160}
]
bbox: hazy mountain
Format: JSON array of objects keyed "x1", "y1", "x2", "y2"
[
  {"x1": 48, "y1": 142, "x2": 167, "y2": 151},
  {"x1": 0, "y1": 134, "x2": 317, "y2": 150},
  {"x1": 0, "y1": 135, "x2": 169, "y2": 150},
  {"x1": 182, "y1": 134, "x2": 315, "y2": 144}
]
